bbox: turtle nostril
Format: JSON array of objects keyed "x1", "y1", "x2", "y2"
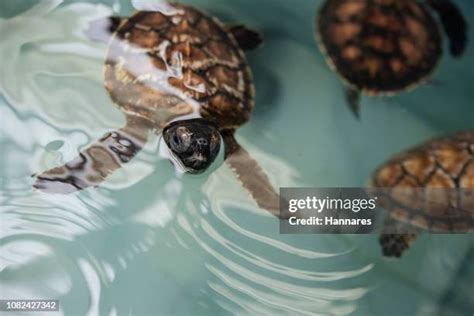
[{"x1": 197, "y1": 138, "x2": 208, "y2": 146}]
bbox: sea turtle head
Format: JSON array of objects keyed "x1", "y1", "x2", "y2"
[{"x1": 163, "y1": 119, "x2": 221, "y2": 174}]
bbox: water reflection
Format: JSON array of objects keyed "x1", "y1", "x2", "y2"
[
  {"x1": 4, "y1": 0, "x2": 474, "y2": 315},
  {"x1": 1, "y1": 175, "x2": 373, "y2": 314},
  {"x1": 1, "y1": 1, "x2": 373, "y2": 315}
]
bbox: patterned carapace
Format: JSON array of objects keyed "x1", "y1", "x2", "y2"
[
  {"x1": 104, "y1": 4, "x2": 255, "y2": 129},
  {"x1": 372, "y1": 131, "x2": 474, "y2": 232},
  {"x1": 317, "y1": 0, "x2": 442, "y2": 94},
  {"x1": 35, "y1": 3, "x2": 281, "y2": 216}
]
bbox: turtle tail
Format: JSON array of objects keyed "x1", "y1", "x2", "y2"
[
  {"x1": 379, "y1": 234, "x2": 418, "y2": 258},
  {"x1": 427, "y1": 0, "x2": 468, "y2": 57},
  {"x1": 33, "y1": 116, "x2": 150, "y2": 194}
]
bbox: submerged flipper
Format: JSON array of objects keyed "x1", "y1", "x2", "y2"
[
  {"x1": 34, "y1": 117, "x2": 150, "y2": 194},
  {"x1": 427, "y1": 0, "x2": 468, "y2": 57},
  {"x1": 226, "y1": 25, "x2": 264, "y2": 50},
  {"x1": 345, "y1": 87, "x2": 361, "y2": 119},
  {"x1": 221, "y1": 130, "x2": 281, "y2": 217},
  {"x1": 379, "y1": 233, "x2": 418, "y2": 258},
  {"x1": 84, "y1": 16, "x2": 126, "y2": 43},
  {"x1": 379, "y1": 216, "x2": 418, "y2": 258}
]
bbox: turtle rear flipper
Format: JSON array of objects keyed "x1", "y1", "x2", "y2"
[
  {"x1": 427, "y1": 0, "x2": 468, "y2": 57},
  {"x1": 34, "y1": 117, "x2": 150, "y2": 194},
  {"x1": 226, "y1": 25, "x2": 263, "y2": 51},
  {"x1": 345, "y1": 87, "x2": 361, "y2": 119},
  {"x1": 222, "y1": 130, "x2": 280, "y2": 217},
  {"x1": 84, "y1": 16, "x2": 126, "y2": 43},
  {"x1": 379, "y1": 233, "x2": 418, "y2": 258},
  {"x1": 379, "y1": 216, "x2": 420, "y2": 258}
]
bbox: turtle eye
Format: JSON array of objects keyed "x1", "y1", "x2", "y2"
[
  {"x1": 209, "y1": 133, "x2": 220, "y2": 153},
  {"x1": 171, "y1": 126, "x2": 191, "y2": 152}
]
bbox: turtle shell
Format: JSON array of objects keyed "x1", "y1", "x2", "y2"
[
  {"x1": 371, "y1": 131, "x2": 474, "y2": 232},
  {"x1": 104, "y1": 3, "x2": 254, "y2": 129},
  {"x1": 317, "y1": 0, "x2": 442, "y2": 94}
]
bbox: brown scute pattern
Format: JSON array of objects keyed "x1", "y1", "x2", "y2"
[
  {"x1": 434, "y1": 143, "x2": 471, "y2": 178},
  {"x1": 402, "y1": 151, "x2": 435, "y2": 184},
  {"x1": 318, "y1": 0, "x2": 442, "y2": 94},
  {"x1": 461, "y1": 162, "x2": 474, "y2": 188},
  {"x1": 131, "y1": 12, "x2": 170, "y2": 30},
  {"x1": 202, "y1": 92, "x2": 250, "y2": 127},
  {"x1": 126, "y1": 27, "x2": 162, "y2": 49},
  {"x1": 335, "y1": 1, "x2": 366, "y2": 20},
  {"x1": 104, "y1": 63, "x2": 195, "y2": 128},
  {"x1": 104, "y1": 4, "x2": 254, "y2": 128},
  {"x1": 168, "y1": 69, "x2": 215, "y2": 100},
  {"x1": 372, "y1": 131, "x2": 474, "y2": 231},
  {"x1": 195, "y1": 18, "x2": 225, "y2": 39}
]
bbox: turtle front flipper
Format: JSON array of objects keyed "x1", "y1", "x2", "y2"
[
  {"x1": 84, "y1": 16, "x2": 127, "y2": 43},
  {"x1": 34, "y1": 117, "x2": 150, "y2": 194},
  {"x1": 427, "y1": 0, "x2": 468, "y2": 57},
  {"x1": 222, "y1": 130, "x2": 280, "y2": 217},
  {"x1": 226, "y1": 25, "x2": 263, "y2": 50},
  {"x1": 345, "y1": 87, "x2": 361, "y2": 119}
]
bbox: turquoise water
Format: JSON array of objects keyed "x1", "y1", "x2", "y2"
[{"x1": 1, "y1": 0, "x2": 473, "y2": 315}]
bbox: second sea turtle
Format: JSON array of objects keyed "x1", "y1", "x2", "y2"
[
  {"x1": 316, "y1": 0, "x2": 468, "y2": 117},
  {"x1": 370, "y1": 131, "x2": 474, "y2": 257}
]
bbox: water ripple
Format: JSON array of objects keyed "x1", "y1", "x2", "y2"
[{"x1": 0, "y1": 1, "x2": 376, "y2": 315}]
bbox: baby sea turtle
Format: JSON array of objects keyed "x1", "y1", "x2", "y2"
[
  {"x1": 34, "y1": 3, "x2": 281, "y2": 215},
  {"x1": 316, "y1": 0, "x2": 468, "y2": 117},
  {"x1": 370, "y1": 131, "x2": 474, "y2": 257}
]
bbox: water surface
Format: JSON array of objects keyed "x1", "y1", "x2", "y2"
[{"x1": 1, "y1": 0, "x2": 473, "y2": 315}]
